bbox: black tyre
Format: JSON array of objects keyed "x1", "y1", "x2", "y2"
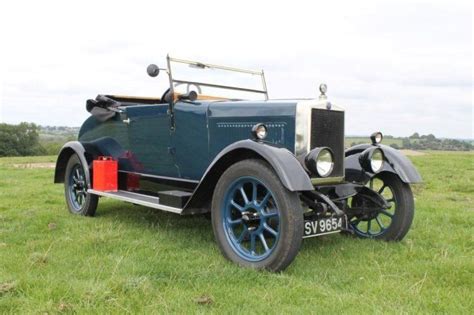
[
  {"x1": 211, "y1": 159, "x2": 303, "y2": 272},
  {"x1": 349, "y1": 172, "x2": 414, "y2": 241},
  {"x1": 64, "y1": 154, "x2": 98, "y2": 216}
]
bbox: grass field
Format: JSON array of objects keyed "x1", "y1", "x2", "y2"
[{"x1": 0, "y1": 152, "x2": 473, "y2": 313}]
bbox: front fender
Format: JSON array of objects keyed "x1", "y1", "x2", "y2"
[
  {"x1": 345, "y1": 144, "x2": 422, "y2": 184},
  {"x1": 214, "y1": 140, "x2": 314, "y2": 191},
  {"x1": 182, "y1": 140, "x2": 313, "y2": 214}
]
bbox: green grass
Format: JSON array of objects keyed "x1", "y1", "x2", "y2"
[{"x1": 0, "y1": 153, "x2": 473, "y2": 313}]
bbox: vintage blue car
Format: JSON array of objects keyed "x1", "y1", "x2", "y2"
[{"x1": 54, "y1": 56, "x2": 422, "y2": 271}]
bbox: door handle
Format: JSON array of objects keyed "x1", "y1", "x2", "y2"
[{"x1": 123, "y1": 118, "x2": 131, "y2": 125}]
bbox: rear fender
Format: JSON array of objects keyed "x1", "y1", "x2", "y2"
[
  {"x1": 54, "y1": 137, "x2": 126, "y2": 186},
  {"x1": 54, "y1": 141, "x2": 91, "y2": 186}
]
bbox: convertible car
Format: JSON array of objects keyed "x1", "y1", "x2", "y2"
[{"x1": 54, "y1": 56, "x2": 422, "y2": 271}]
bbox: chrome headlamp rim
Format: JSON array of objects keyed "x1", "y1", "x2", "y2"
[
  {"x1": 370, "y1": 148, "x2": 384, "y2": 173},
  {"x1": 359, "y1": 147, "x2": 385, "y2": 174},
  {"x1": 316, "y1": 148, "x2": 334, "y2": 177},
  {"x1": 251, "y1": 123, "x2": 267, "y2": 140},
  {"x1": 304, "y1": 147, "x2": 335, "y2": 178}
]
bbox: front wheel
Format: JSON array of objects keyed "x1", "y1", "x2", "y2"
[
  {"x1": 348, "y1": 172, "x2": 414, "y2": 241},
  {"x1": 64, "y1": 154, "x2": 98, "y2": 216},
  {"x1": 211, "y1": 159, "x2": 303, "y2": 272}
]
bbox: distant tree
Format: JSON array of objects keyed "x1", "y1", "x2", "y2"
[
  {"x1": 390, "y1": 143, "x2": 400, "y2": 149},
  {"x1": 0, "y1": 123, "x2": 46, "y2": 157},
  {"x1": 409, "y1": 132, "x2": 420, "y2": 139},
  {"x1": 426, "y1": 134, "x2": 436, "y2": 141},
  {"x1": 402, "y1": 138, "x2": 411, "y2": 149}
]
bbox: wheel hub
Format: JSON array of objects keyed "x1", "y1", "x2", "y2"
[{"x1": 241, "y1": 210, "x2": 261, "y2": 231}]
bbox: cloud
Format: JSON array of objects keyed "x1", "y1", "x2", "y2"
[{"x1": 0, "y1": 0, "x2": 472, "y2": 138}]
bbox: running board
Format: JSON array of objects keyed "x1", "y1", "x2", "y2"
[{"x1": 87, "y1": 189, "x2": 183, "y2": 214}]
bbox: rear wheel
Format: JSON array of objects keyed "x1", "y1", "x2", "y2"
[
  {"x1": 211, "y1": 159, "x2": 303, "y2": 272},
  {"x1": 64, "y1": 154, "x2": 98, "y2": 216},
  {"x1": 348, "y1": 172, "x2": 414, "y2": 241}
]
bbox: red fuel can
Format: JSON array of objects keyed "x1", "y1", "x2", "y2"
[{"x1": 93, "y1": 156, "x2": 118, "y2": 192}]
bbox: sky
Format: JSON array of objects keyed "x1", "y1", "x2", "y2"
[{"x1": 0, "y1": 0, "x2": 472, "y2": 138}]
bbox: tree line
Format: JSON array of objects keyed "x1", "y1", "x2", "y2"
[
  {"x1": 0, "y1": 123, "x2": 79, "y2": 157},
  {"x1": 397, "y1": 133, "x2": 472, "y2": 151},
  {"x1": 0, "y1": 123, "x2": 47, "y2": 156}
]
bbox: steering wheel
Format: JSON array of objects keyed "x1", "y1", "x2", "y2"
[
  {"x1": 161, "y1": 83, "x2": 202, "y2": 103},
  {"x1": 173, "y1": 82, "x2": 202, "y2": 94},
  {"x1": 161, "y1": 88, "x2": 171, "y2": 103}
]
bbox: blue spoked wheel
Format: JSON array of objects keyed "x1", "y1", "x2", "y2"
[
  {"x1": 212, "y1": 159, "x2": 303, "y2": 271},
  {"x1": 222, "y1": 177, "x2": 280, "y2": 261},
  {"x1": 349, "y1": 172, "x2": 414, "y2": 241},
  {"x1": 64, "y1": 154, "x2": 98, "y2": 216}
]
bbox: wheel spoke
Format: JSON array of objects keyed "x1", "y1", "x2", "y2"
[
  {"x1": 380, "y1": 209, "x2": 394, "y2": 218},
  {"x1": 240, "y1": 187, "x2": 249, "y2": 204},
  {"x1": 258, "y1": 233, "x2": 269, "y2": 252},
  {"x1": 230, "y1": 200, "x2": 244, "y2": 212},
  {"x1": 378, "y1": 185, "x2": 386, "y2": 194},
  {"x1": 369, "y1": 179, "x2": 373, "y2": 190},
  {"x1": 250, "y1": 234, "x2": 256, "y2": 253},
  {"x1": 375, "y1": 216, "x2": 385, "y2": 230},
  {"x1": 367, "y1": 219, "x2": 372, "y2": 234},
  {"x1": 262, "y1": 211, "x2": 278, "y2": 218},
  {"x1": 228, "y1": 218, "x2": 243, "y2": 226},
  {"x1": 252, "y1": 182, "x2": 257, "y2": 202},
  {"x1": 236, "y1": 229, "x2": 248, "y2": 243},
  {"x1": 264, "y1": 223, "x2": 278, "y2": 237},
  {"x1": 386, "y1": 198, "x2": 395, "y2": 203},
  {"x1": 259, "y1": 191, "x2": 271, "y2": 208}
]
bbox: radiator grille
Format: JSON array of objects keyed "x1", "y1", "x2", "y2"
[{"x1": 310, "y1": 109, "x2": 345, "y2": 177}]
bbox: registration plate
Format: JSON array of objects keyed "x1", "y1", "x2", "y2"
[{"x1": 303, "y1": 215, "x2": 347, "y2": 238}]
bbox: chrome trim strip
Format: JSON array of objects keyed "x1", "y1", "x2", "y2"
[{"x1": 87, "y1": 189, "x2": 183, "y2": 214}]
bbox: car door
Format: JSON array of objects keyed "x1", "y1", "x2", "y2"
[
  {"x1": 171, "y1": 101, "x2": 210, "y2": 180},
  {"x1": 122, "y1": 104, "x2": 178, "y2": 177}
]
